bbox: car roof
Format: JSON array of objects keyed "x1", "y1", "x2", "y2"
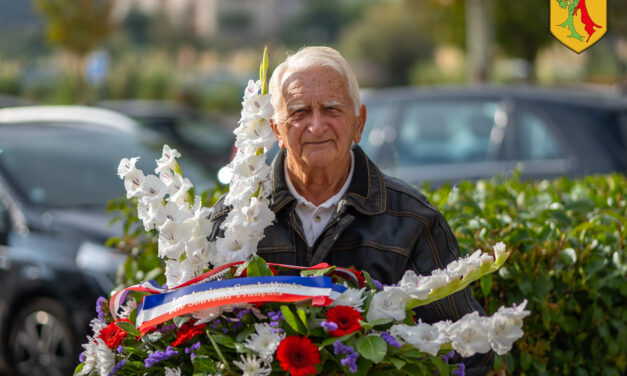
[
  {"x1": 0, "y1": 105, "x2": 140, "y2": 132},
  {"x1": 361, "y1": 85, "x2": 627, "y2": 110}
]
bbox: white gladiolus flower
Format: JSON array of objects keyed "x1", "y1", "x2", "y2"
[
  {"x1": 155, "y1": 145, "x2": 181, "y2": 175},
  {"x1": 366, "y1": 286, "x2": 410, "y2": 322},
  {"x1": 224, "y1": 177, "x2": 260, "y2": 207},
  {"x1": 398, "y1": 270, "x2": 430, "y2": 299},
  {"x1": 214, "y1": 230, "x2": 258, "y2": 264},
  {"x1": 139, "y1": 175, "x2": 167, "y2": 198},
  {"x1": 164, "y1": 367, "x2": 182, "y2": 376},
  {"x1": 233, "y1": 355, "x2": 272, "y2": 376},
  {"x1": 448, "y1": 312, "x2": 491, "y2": 357},
  {"x1": 137, "y1": 195, "x2": 164, "y2": 231},
  {"x1": 117, "y1": 157, "x2": 141, "y2": 179},
  {"x1": 390, "y1": 322, "x2": 448, "y2": 356},
  {"x1": 244, "y1": 323, "x2": 284, "y2": 361},
  {"x1": 332, "y1": 286, "x2": 367, "y2": 311},
  {"x1": 123, "y1": 169, "x2": 145, "y2": 199},
  {"x1": 164, "y1": 259, "x2": 183, "y2": 288},
  {"x1": 419, "y1": 269, "x2": 450, "y2": 293},
  {"x1": 487, "y1": 299, "x2": 529, "y2": 354},
  {"x1": 243, "y1": 80, "x2": 263, "y2": 100},
  {"x1": 493, "y1": 242, "x2": 507, "y2": 262},
  {"x1": 168, "y1": 176, "x2": 194, "y2": 207},
  {"x1": 192, "y1": 306, "x2": 223, "y2": 324},
  {"x1": 94, "y1": 338, "x2": 115, "y2": 376}
]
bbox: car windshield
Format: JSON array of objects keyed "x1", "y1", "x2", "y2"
[{"x1": 0, "y1": 123, "x2": 217, "y2": 209}]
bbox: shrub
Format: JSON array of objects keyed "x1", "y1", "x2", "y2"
[{"x1": 424, "y1": 173, "x2": 626, "y2": 375}]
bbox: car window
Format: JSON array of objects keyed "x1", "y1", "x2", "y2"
[
  {"x1": 515, "y1": 111, "x2": 564, "y2": 160},
  {"x1": 396, "y1": 100, "x2": 502, "y2": 165},
  {"x1": 0, "y1": 123, "x2": 215, "y2": 209}
]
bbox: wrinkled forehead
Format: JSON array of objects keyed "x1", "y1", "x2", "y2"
[{"x1": 280, "y1": 66, "x2": 352, "y2": 106}]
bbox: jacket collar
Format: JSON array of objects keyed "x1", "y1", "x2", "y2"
[{"x1": 269, "y1": 144, "x2": 386, "y2": 215}]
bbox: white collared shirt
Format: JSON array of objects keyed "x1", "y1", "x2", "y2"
[{"x1": 285, "y1": 151, "x2": 355, "y2": 247}]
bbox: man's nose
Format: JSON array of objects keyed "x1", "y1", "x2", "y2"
[{"x1": 308, "y1": 109, "x2": 327, "y2": 136}]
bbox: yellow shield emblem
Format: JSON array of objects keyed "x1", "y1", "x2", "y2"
[{"x1": 550, "y1": 0, "x2": 607, "y2": 53}]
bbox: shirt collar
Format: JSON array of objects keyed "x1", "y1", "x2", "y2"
[{"x1": 284, "y1": 150, "x2": 355, "y2": 209}]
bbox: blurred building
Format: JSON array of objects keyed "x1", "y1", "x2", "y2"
[{"x1": 112, "y1": 0, "x2": 305, "y2": 41}]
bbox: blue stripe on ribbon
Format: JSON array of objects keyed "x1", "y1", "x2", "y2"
[{"x1": 141, "y1": 276, "x2": 347, "y2": 311}]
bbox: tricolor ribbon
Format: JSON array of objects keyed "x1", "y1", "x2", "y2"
[{"x1": 110, "y1": 261, "x2": 357, "y2": 334}]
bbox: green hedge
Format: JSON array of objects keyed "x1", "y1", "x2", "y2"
[{"x1": 423, "y1": 172, "x2": 626, "y2": 376}]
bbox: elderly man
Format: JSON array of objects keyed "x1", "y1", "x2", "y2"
[{"x1": 210, "y1": 46, "x2": 492, "y2": 374}]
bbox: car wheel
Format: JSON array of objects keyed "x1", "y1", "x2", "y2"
[{"x1": 8, "y1": 298, "x2": 76, "y2": 376}]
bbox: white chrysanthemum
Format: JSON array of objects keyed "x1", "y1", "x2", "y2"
[
  {"x1": 366, "y1": 286, "x2": 410, "y2": 322},
  {"x1": 117, "y1": 157, "x2": 141, "y2": 179},
  {"x1": 398, "y1": 270, "x2": 430, "y2": 299},
  {"x1": 332, "y1": 286, "x2": 367, "y2": 311},
  {"x1": 89, "y1": 318, "x2": 106, "y2": 337},
  {"x1": 164, "y1": 367, "x2": 182, "y2": 376},
  {"x1": 119, "y1": 298, "x2": 137, "y2": 319},
  {"x1": 448, "y1": 311, "x2": 491, "y2": 357},
  {"x1": 94, "y1": 338, "x2": 115, "y2": 376},
  {"x1": 233, "y1": 355, "x2": 272, "y2": 376},
  {"x1": 79, "y1": 337, "x2": 98, "y2": 375},
  {"x1": 390, "y1": 321, "x2": 448, "y2": 356},
  {"x1": 244, "y1": 323, "x2": 284, "y2": 361},
  {"x1": 155, "y1": 145, "x2": 181, "y2": 175}
]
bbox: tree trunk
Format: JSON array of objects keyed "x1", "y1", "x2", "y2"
[{"x1": 465, "y1": 0, "x2": 494, "y2": 83}]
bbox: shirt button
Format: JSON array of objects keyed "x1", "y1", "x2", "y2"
[{"x1": 314, "y1": 215, "x2": 321, "y2": 222}]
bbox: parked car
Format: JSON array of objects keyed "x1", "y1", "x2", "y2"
[
  {"x1": 0, "y1": 106, "x2": 216, "y2": 376},
  {"x1": 96, "y1": 100, "x2": 236, "y2": 173},
  {"x1": 360, "y1": 86, "x2": 627, "y2": 187}
]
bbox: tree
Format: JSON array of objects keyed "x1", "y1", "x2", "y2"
[
  {"x1": 34, "y1": 0, "x2": 113, "y2": 57},
  {"x1": 338, "y1": 0, "x2": 434, "y2": 86}
]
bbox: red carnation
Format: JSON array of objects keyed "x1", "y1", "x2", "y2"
[
  {"x1": 276, "y1": 336, "x2": 320, "y2": 376},
  {"x1": 348, "y1": 267, "x2": 366, "y2": 288},
  {"x1": 171, "y1": 320, "x2": 207, "y2": 347},
  {"x1": 325, "y1": 305, "x2": 363, "y2": 337},
  {"x1": 98, "y1": 319, "x2": 130, "y2": 349}
]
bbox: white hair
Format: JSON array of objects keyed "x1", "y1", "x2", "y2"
[{"x1": 269, "y1": 46, "x2": 361, "y2": 121}]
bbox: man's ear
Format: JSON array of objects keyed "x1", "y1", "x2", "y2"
[
  {"x1": 353, "y1": 104, "x2": 367, "y2": 144},
  {"x1": 270, "y1": 119, "x2": 285, "y2": 149}
]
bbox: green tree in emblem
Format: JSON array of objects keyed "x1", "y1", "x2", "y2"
[{"x1": 556, "y1": 0, "x2": 585, "y2": 41}]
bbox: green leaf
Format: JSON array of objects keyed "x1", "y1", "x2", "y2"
[
  {"x1": 361, "y1": 318, "x2": 391, "y2": 330},
  {"x1": 356, "y1": 335, "x2": 387, "y2": 363},
  {"x1": 116, "y1": 321, "x2": 141, "y2": 337},
  {"x1": 480, "y1": 274, "x2": 492, "y2": 296},
  {"x1": 280, "y1": 305, "x2": 307, "y2": 334},
  {"x1": 297, "y1": 309, "x2": 309, "y2": 331},
  {"x1": 431, "y1": 356, "x2": 450, "y2": 375},
  {"x1": 320, "y1": 332, "x2": 356, "y2": 348},
  {"x1": 246, "y1": 254, "x2": 274, "y2": 277},
  {"x1": 73, "y1": 363, "x2": 84, "y2": 375},
  {"x1": 389, "y1": 356, "x2": 406, "y2": 370},
  {"x1": 174, "y1": 316, "x2": 191, "y2": 327},
  {"x1": 210, "y1": 333, "x2": 235, "y2": 349},
  {"x1": 235, "y1": 325, "x2": 256, "y2": 342}
]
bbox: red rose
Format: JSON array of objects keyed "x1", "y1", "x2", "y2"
[
  {"x1": 97, "y1": 319, "x2": 130, "y2": 349},
  {"x1": 171, "y1": 320, "x2": 207, "y2": 347},
  {"x1": 277, "y1": 336, "x2": 320, "y2": 376},
  {"x1": 325, "y1": 305, "x2": 363, "y2": 337}
]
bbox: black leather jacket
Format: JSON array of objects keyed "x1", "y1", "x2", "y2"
[{"x1": 210, "y1": 145, "x2": 493, "y2": 374}]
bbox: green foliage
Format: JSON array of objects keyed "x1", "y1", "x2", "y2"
[
  {"x1": 34, "y1": 0, "x2": 113, "y2": 57},
  {"x1": 424, "y1": 173, "x2": 627, "y2": 375}
]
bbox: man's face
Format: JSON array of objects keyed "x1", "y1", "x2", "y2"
[{"x1": 272, "y1": 66, "x2": 366, "y2": 171}]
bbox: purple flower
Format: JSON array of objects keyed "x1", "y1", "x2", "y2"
[
  {"x1": 236, "y1": 308, "x2": 252, "y2": 320},
  {"x1": 452, "y1": 363, "x2": 465, "y2": 376},
  {"x1": 321, "y1": 320, "x2": 339, "y2": 332},
  {"x1": 79, "y1": 351, "x2": 86, "y2": 363},
  {"x1": 108, "y1": 359, "x2": 126, "y2": 376},
  {"x1": 96, "y1": 296, "x2": 108, "y2": 322},
  {"x1": 442, "y1": 350, "x2": 456, "y2": 364},
  {"x1": 158, "y1": 323, "x2": 178, "y2": 333},
  {"x1": 185, "y1": 341, "x2": 201, "y2": 358},
  {"x1": 117, "y1": 345, "x2": 124, "y2": 354},
  {"x1": 381, "y1": 332, "x2": 401, "y2": 348},
  {"x1": 372, "y1": 279, "x2": 383, "y2": 291},
  {"x1": 144, "y1": 346, "x2": 177, "y2": 367},
  {"x1": 333, "y1": 341, "x2": 359, "y2": 373}
]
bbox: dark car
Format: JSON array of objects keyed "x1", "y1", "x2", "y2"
[
  {"x1": 0, "y1": 106, "x2": 216, "y2": 376},
  {"x1": 96, "y1": 100, "x2": 237, "y2": 173},
  {"x1": 360, "y1": 86, "x2": 627, "y2": 187}
]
